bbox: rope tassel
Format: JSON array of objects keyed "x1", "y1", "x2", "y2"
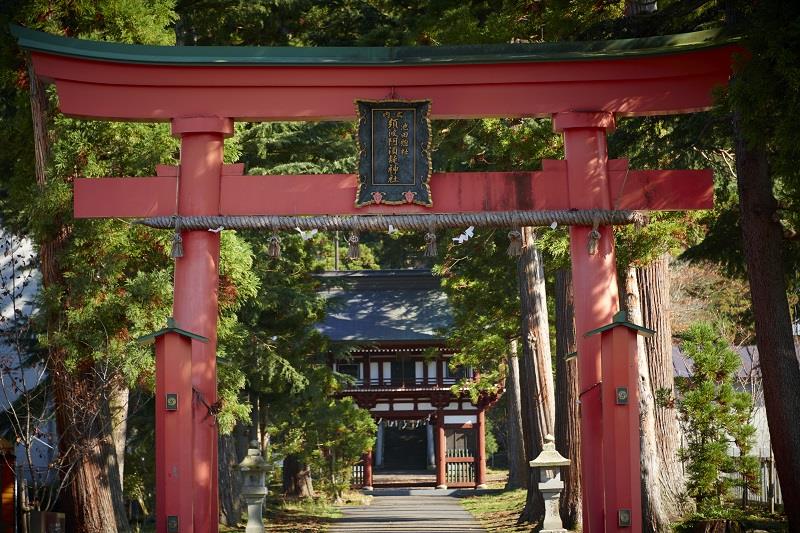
[
  {"x1": 347, "y1": 232, "x2": 360, "y2": 259},
  {"x1": 424, "y1": 228, "x2": 437, "y2": 257},
  {"x1": 268, "y1": 233, "x2": 281, "y2": 258},
  {"x1": 171, "y1": 215, "x2": 184, "y2": 258},
  {"x1": 507, "y1": 230, "x2": 523, "y2": 257},
  {"x1": 588, "y1": 219, "x2": 601, "y2": 255}
]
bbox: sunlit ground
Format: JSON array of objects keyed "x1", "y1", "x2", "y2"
[{"x1": 459, "y1": 488, "x2": 536, "y2": 533}]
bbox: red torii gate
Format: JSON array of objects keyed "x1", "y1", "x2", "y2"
[{"x1": 13, "y1": 25, "x2": 738, "y2": 533}]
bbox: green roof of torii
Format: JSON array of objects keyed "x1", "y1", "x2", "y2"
[
  {"x1": 10, "y1": 25, "x2": 738, "y2": 67},
  {"x1": 585, "y1": 310, "x2": 656, "y2": 338},
  {"x1": 137, "y1": 317, "x2": 208, "y2": 345}
]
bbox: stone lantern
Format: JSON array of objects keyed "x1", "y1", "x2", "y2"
[
  {"x1": 529, "y1": 434, "x2": 570, "y2": 533},
  {"x1": 237, "y1": 441, "x2": 271, "y2": 533}
]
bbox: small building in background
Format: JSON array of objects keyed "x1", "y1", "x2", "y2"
[{"x1": 317, "y1": 269, "x2": 499, "y2": 489}]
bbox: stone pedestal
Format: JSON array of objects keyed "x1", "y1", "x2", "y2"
[
  {"x1": 243, "y1": 493, "x2": 267, "y2": 533},
  {"x1": 530, "y1": 435, "x2": 570, "y2": 533},
  {"x1": 539, "y1": 476, "x2": 567, "y2": 533}
]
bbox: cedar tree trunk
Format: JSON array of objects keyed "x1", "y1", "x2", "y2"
[
  {"x1": 505, "y1": 338, "x2": 528, "y2": 490},
  {"x1": 733, "y1": 115, "x2": 800, "y2": 529},
  {"x1": 109, "y1": 386, "x2": 129, "y2": 490},
  {"x1": 625, "y1": 0, "x2": 658, "y2": 16},
  {"x1": 282, "y1": 454, "x2": 314, "y2": 498},
  {"x1": 637, "y1": 256, "x2": 691, "y2": 528},
  {"x1": 516, "y1": 227, "x2": 556, "y2": 524},
  {"x1": 554, "y1": 269, "x2": 582, "y2": 529},
  {"x1": 218, "y1": 432, "x2": 243, "y2": 526},
  {"x1": 58, "y1": 387, "x2": 129, "y2": 533},
  {"x1": 623, "y1": 265, "x2": 682, "y2": 533}
]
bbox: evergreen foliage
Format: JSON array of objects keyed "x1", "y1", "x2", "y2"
[
  {"x1": 675, "y1": 323, "x2": 759, "y2": 512},
  {"x1": 726, "y1": 0, "x2": 800, "y2": 302}
]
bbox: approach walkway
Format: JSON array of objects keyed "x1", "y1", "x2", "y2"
[{"x1": 330, "y1": 489, "x2": 486, "y2": 532}]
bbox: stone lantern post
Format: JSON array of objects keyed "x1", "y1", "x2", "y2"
[
  {"x1": 529, "y1": 434, "x2": 571, "y2": 533},
  {"x1": 237, "y1": 441, "x2": 271, "y2": 533}
]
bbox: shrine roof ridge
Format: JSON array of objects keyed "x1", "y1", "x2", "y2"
[{"x1": 11, "y1": 25, "x2": 738, "y2": 66}]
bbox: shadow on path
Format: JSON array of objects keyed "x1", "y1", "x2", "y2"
[{"x1": 330, "y1": 489, "x2": 486, "y2": 532}]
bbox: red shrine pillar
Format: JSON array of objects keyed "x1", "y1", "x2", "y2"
[
  {"x1": 587, "y1": 311, "x2": 651, "y2": 533},
  {"x1": 0, "y1": 439, "x2": 14, "y2": 533},
  {"x1": 435, "y1": 412, "x2": 447, "y2": 489},
  {"x1": 475, "y1": 409, "x2": 487, "y2": 488},
  {"x1": 171, "y1": 116, "x2": 234, "y2": 533},
  {"x1": 140, "y1": 320, "x2": 207, "y2": 533},
  {"x1": 553, "y1": 111, "x2": 620, "y2": 533},
  {"x1": 363, "y1": 450, "x2": 373, "y2": 490}
]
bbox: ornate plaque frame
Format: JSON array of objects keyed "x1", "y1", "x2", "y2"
[{"x1": 355, "y1": 99, "x2": 432, "y2": 207}]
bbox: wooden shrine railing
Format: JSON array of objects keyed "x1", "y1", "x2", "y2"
[
  {"x1": 351, "y1": 460, "x2": 365, "y2": 489},
  {"x1": 445, "y1": 449, "x2": 477, "y2": 487}
]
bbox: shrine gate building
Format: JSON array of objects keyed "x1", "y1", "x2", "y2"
[
  {"x1": 12, "y1": 23, "x2": 740, "y2": 533},
  {"x1": 317, "y1": 269, "x2": 497, "y2": 489}
]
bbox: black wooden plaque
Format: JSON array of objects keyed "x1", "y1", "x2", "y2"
[
  {"x1": 166, "y1": 393, "x2": 178, "y2": 411},
  {"x1": 355, "y1": 99, "x2": 432, "y2": 207}
]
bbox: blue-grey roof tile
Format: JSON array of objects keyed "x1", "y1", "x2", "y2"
[{"x1": 315, "y1": 270, "x2": 451, "y2": 343}]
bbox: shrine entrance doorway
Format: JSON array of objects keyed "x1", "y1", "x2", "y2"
[
  {"x1": 382, "y1": 423, "x2": 427, "y2": 471},
  {"x1": 14, "y1": 24, "x2": 739, "y2": 533}
]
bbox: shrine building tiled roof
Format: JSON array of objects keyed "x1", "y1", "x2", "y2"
[{"x1": 315, "y1": 270, "x2": 451, "y2": 344}]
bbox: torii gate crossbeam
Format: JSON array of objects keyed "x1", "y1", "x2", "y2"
[{"x1": 13, "y1": 24, "x2": 739, "y2": 533}]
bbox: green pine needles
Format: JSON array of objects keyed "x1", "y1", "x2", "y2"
[{"x1": 675, "y1": 322, "x2": 760, "y2": 514}]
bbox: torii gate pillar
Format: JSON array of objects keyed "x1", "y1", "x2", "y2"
[
  {"x1": 171, "y1": 117, "x2": 233, "y2": 533},
  {"x1": 554, "y1": 111, "x2": 621, "y2": 533},
  {"x1": 587, "y1": 311, "x2": 654, "y2": 533}
]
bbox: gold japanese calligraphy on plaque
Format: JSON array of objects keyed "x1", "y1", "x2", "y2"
[{"x1": 355, "y1": 99, "x2": 432, "y2": 207}]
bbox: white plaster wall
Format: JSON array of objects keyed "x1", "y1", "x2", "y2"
[
  {"x1": 427, "y1": 361, "x2": 437, "y2": 381},
  {"x1": 444, "y1": 415, "x2": 477, "y2": 425}
]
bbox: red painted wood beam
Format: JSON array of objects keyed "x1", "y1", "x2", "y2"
[
  {"x1": 72, "y1": 164, "x2": 712, "y2": 219},
  {"x1": 436, "y1": 413, "x2": 447, "y2": 489},
  {"x1": 557, "y1": 111, "x2": 619, "y2": 533},
  {"x1": 29, "y1": 46, "x2": 737, "y2": 121},
  {"x1": 363, "y1": 451, "x2": 373, "y2": 489},
  {"x1": 73, "y1": 177, "x2": 177, "y2": 218},
  {"x1": 155, "y1": 333, "x2": 195, "y2": 533},
  {"x1": 50, "y1": 74, "x2": 729, "y2": 121},
  {"x1": 72, "y1": 164, "x2": 244, "y2": 218},
  {"x1": 610, "y1": 168, "x2": 714, "y2": 211},
  {"x1": 595, "y1": 322, "x2": 645, "y2": 533},
  {"x1": 31, "y1": 49, "x2": 732, "y2": 88},
  {"x1": 475, "y1": 409, "x2": 487, "y2": 488},
  {"x1": 170, "y1": 118, "x2": 231, "y2": 533}
]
